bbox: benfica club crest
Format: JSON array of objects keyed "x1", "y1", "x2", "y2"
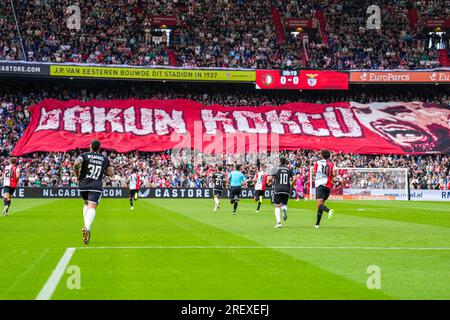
[{"x1": 306, "y1": 73, "x2": 318, "y2": 87}]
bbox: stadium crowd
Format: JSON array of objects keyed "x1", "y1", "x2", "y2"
[
  {"x1": 1, "y1": 82, "x2": 449, "y2": 192},
  {"x1": 0, "y1": 149, "x2": 449, "y2": 192},
  {"x1": 279, "y1": 0, "x2": 442, "y2": 69},
  {"x1": 0, "y1": 0, "x2": 448, "y2": 69}
]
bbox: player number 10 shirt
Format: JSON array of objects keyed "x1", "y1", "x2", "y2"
[{"x1": 314, "y1": 159, "x2": 334, "y2": 189}]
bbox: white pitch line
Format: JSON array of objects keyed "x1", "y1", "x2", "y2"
[
  {"x1": 35, "y1": 247, "x2": 76, "y2": 300},
  {"x1": 75, "y1": 246, "x2": 450, "y2": 251}
]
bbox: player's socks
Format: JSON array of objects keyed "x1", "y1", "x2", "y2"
[
  {"x1": 129, "y1": 198, "x2": 133, "y2": 208},
  {"x1": 214, "y1": 197, "x2": 220, "y2": 206},
  {"x1": 83, "y1": 205, "x2": 88, "y2": 223},
  {"x1": 2, "y1": 199, "x2": 9, "y2": 216},
  {"x1": 85, "y1": 208, "x2": 96, "y2": 231},
  {"x1": 233, "y1": 202, "x2": 238, "y2": 213},
  {"x1": 274, "y1": 207, "x2": 281, "y2": 225},
  {"x1": 256, "y1": 201, "x2": 262, "y2": 211},
  {"x1": 319, "y1": 204, "x2": 330, "y2": 213},
  {"x1": 213, "y1": 197, "x2": 219, "y2": 212},
  {"x1": 282, "y1": 205, "x2": 287, "y2": 221},
  {"x1": 4, "y1": 199, "x2": 11, "y2": 214},
  {"x1": 316, "y1": 208, "x2": 323, "y2": 226}
]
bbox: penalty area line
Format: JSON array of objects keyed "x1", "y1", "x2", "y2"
[
  {"x1": 75, "y1": 246, "x2": 450, "y2": 251},
  {"x1": 35, "y1": 247, "x2": 76, "y2": 300}
]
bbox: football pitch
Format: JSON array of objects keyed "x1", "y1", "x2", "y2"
[{"x1": 0, "y1": 198, "x2": 449, "y2": 300}]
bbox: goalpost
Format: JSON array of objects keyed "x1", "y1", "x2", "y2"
[{"x1": 309, "y1": 167, "x2": 409, "y2": 200}]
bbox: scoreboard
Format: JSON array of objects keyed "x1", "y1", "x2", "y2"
[{"x1": 255, "y1": 70, "x2": 349, "y2": 90}]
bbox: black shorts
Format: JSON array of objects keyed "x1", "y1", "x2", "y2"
[
  {"x1": 254, "y1": 190, "x2": 264, "y2": 198},
  {"x1": 273, "y1": 193, "x2": 289, "y2": 206},
  {"x1": 213, "y1": 189, "x2": 223, "y2": 197},
  {"x1": 80, "y1": 190, "x2": 102, "y2": 205},
  {"x1": 130, "y1": 189, "x2": 138, "y2": 198},
  {"x1": 3, "y1": 186, "x2": 15, "y2": 196},
  {"x1": 316, "y1": 185, "x2": 331, "y2": 201},
  {"x1": 230, "y1": 187, "x2": 241, "y2": 202}
]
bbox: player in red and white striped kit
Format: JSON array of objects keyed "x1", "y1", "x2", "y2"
[
  {"x1": 313, "y1": 150, "x2": 335, "y2": 228},
  {"x1": 129, "y1": 168, "x2": 141, "y2": 210},
  {"x1": 2, "y1": 157, "x2": 20, "y2": 216},
  {"x1": 254, "y1": 169, "x2": 268, "y2": 213}
]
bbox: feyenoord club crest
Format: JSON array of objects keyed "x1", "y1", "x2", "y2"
[
  {"x1": 306, "y1": 73, "x2": 318, "y2": 87},
  {"x1": 261, "y1": 73, "x2": 274, "y2": 86}
]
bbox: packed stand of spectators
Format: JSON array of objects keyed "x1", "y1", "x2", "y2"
[
  {"x1": 276, "y1": 0, "x2": 443, "y2": 69},
  {"x1": 5, "y1": 0, "x2": 286, "y2": 68},
  {"x1": 416, "y1": 0, "x2": 450, "y2": 20},
  {"x1": 1, "y1": 80, "x2": 449, "y2": 191},
  {"x1": 1, "y1": 0, "x2": 449, "y2": 69},
  {"x1": 1, "y1": 149, "x2": 449, "y2": 192},
  {"x1": 0, "y1": 1, "x2": 22, "y2": 60}
]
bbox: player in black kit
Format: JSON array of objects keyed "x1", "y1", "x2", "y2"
[
  {"x1": 212, "y1": 166, "x2": 226, "y2": 212},
  {"x1": 268, "y1": 157, "x2": 294, "y2": 228},
  {"x1": 74, "y1": 140, "x2": 113, "y2": 244}
]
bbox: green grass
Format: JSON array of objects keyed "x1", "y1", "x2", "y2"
[{"x1": 0, "y1": 198, "x2": 449, "y2": 300}]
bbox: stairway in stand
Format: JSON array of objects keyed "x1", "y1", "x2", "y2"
[
  {"x1": 271, "y1": 7, "x2": 286, "y2": 44},
  {"x1": 168, "y1": 49, "x2": 177, "y2": 66},
  {"x1": 315, "y1": 9, "x2": 328, "y2": 45}
]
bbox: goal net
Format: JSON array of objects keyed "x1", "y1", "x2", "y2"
[{"x1": 308, "y1": 167, "x2": 409, "y2": 200}]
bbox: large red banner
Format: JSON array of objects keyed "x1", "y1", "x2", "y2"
[{"x1": 12, "y1": 100, "x2": 449, "y2": 155}]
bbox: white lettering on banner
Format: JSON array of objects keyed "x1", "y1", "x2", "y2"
[
  {"x1": 94, "y1": 107, "x2": 124, "y2": 133},
  {"x1": 369, "y1": 73, "x2": 410, "y2": 82},
  {"x1": 232, "y1": 111, "x2": 268, "y2": 134},
  {"x1": 37, "y1": 106, "x2": 187, "y2": 135},
  {"x1": 323, "y1": 107, "x2": 362, "y2": 137},
  {"x1": 35, "y1": 106, "x2": 366, "y2": 138},
  {"x1": 124, "y1": 107, "x2": 153, "y2": 135},
  {"x1": 154, "y1": 109, "x2": 187, "y2": 135},
  {"x1": 36, "y1": 108, "x2": 61, "y2": 131},
  {"x1": 201, "y1": 110, "x2": 237, "y2": 134},
  {"x1": 296, "y1": 113, "x2": 330, "y2": 136},
  {"x1": 63, "y1": 106, "x2": 93, "y2": 133},
  {"x1": 265, "y1": 110, "x2": 301, "y2": 134}
]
